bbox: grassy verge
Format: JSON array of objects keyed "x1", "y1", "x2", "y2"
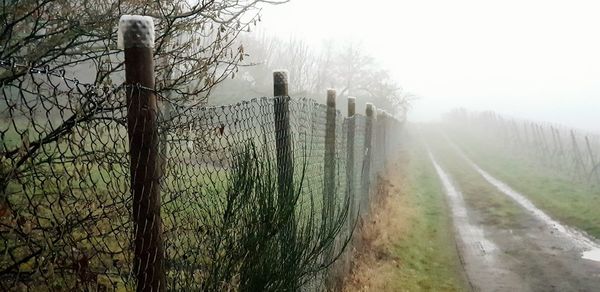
[
  {"x1": 424, "y1": 129, "x2": 528, "y2": 230},
  {"x1": 446, "y1": 127, "x2": 600, "y2": 239},
  {"x1": 343, "y1": 131, "x2": 467, "y2": 291}
]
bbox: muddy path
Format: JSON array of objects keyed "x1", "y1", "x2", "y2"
[{"x1": 428, "y1": 149, "x2": 600, "y2": 292}]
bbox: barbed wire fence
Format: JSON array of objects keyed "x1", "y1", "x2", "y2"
[
  {"x1": 0, "y1": 15, "x2": 405, "y2": 291},
  {"x1": 444, "y1": 109, "x2": 600, "y2": 187}
]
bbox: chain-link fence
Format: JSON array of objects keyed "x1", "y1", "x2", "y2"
[
  {"x1": 0, "y1": 18, "x2": 404, "y2": 292},
  {"x1": 444, "y1": 109, "x2": 600, "y2": 186}
]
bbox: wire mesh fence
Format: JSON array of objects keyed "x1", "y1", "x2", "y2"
[
  {"x1": 0, "y1": 65, "x2": 133, "y2": 290},
  {"x1": 0, "y1": 58, "x2": 403, "y2": 291},
  {"x1": 444, "y1": 109, "x2": 600, "y2": 186}
]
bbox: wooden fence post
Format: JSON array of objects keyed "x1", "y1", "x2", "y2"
[
  {"x1": 346, "y1": 97, "x2": 356, "y2": 227},
  {"x1": 361, "y1": 103, "x2": 375, "y2": 213},
  {"x1": 584, "y1": 136, "x2": 599, "y2": 184},
  {"x1": 119, "y1": 15, "x2": 164, "y2": 291},
  {"x1": 554, "y1": 127, "x2": 565, "y2": 158},
  {"x1": 323, "y1": 89, "x2": 337, "y2": 229},
  {"x1": 538, "y1": 125, "x2": 550, "y2": 164},
  {"x1": 272, "y1": 70, "x2": 297, "y2": 287},
  {"x1": 570, "y1": 130, "x2": 585, "y2": 180},
  {"x1": 380, "y1": 110, "x2": 388, "y2": 167},
  {"x1": 322, "y1": 89, "x2": 337, "y2": 289},
  {"x1": 375, "y1": 109, "x2": 384, "y2": 171},
  {"x1": 273, "y1": 70, "x2": 294, "y2": 202}
]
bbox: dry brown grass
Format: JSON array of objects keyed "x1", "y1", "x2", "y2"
[{"x1": 342, "y1": 157, "x2": 417, "y2": 291}]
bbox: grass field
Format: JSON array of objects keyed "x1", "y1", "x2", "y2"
[
  {"x1": 424, "y1": 129, "x2": 528, "y2": 230},
  {"x1": 445, "y1": 127, "x2": 600, "y2": 239}
]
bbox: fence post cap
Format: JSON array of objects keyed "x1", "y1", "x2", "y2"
[
  {"x1": 273, "y1": 70, "x2": 289, "y2": 85},
  {"x1": 273, "y1": 70, "x2": 289, "y2": 97},
  {"x1": 326, "y1": 89, "x2": 336, "y2": 107},
  {"x1": 118, "y1": 15, "x2": 155, "y2": 49},
  {"x1": 347, "y1": 97, "x2": 356, "y2": 117},
  {"x1": 365, "y1": 103, "x2": 375, "y2": 117}
]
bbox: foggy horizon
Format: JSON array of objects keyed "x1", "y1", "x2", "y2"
[{"x1": 259, "y1": 0, "x2": 600, "y2": 133}]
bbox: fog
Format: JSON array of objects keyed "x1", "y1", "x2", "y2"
[
  {"x1": 6, "y1": 1, "x2": 600, "y2": 291},
  {"x1": 259, "y1": 0, "x2": 600, "y2": 133}
]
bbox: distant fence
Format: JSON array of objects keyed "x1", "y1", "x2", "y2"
[
  {"x1": 0, "y1": 16, "x2": 403, "y2": 291},
  {"x1": 445, "y1": 109, "x2": 600, "y2": 186}
]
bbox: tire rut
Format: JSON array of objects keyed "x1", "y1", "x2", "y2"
[{"x1": 431, "y1": 141, "x2": 600, "y2": 292}]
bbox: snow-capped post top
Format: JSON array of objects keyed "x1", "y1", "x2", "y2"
[
  {"x1": 347, "y1": 96, "x2": 356, "y2": 116},
  {"x1": 273, "y1": 70, "x2": 289, "y2": 86},
  {"x1": 273, "y1": 70, "x2": 289, "y2": 96},
  {"x1": 326, "y1": 89, "x2": 336, "y2": 107},
  {"x1": 118, "y1": 15, "x2": 155, "y2": 49}
]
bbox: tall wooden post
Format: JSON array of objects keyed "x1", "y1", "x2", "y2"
[
  {"x1": 273, "y1": 70, "x2": 293, "y2": 202},
  {"x1": 323, "y1": 89, "x2": 337, "y2": 229},
  {"x1": 538, "y1": 125, "x2": 550, "y2": 164},
  {"x1": 120, "y1": 15, "x2": 164, "y2": 291},
  {"x1": 346, "y1": 97, "x2": 356, "y2": 227},
  {"x1": 361, "y1": 103, "x2": 375, "y2": 213},
  {"x1": 555, "y1": 127, "x2": 564, "y2": 157},
  {"x1": 375, "y1": 109, "x2": 384, "y2": 171},
  {"x1": 380, "y1": 110, "x2": 388, "y2": 167},
  {"x1": 347, "y1": 97, "x2": 356, "y2": 117},
  {"x1": 273, "y1": 70, "x2": 297, "y2": 288},
  {"x1": 322, "y1": 89, "x2": 337, "y2": 289}
]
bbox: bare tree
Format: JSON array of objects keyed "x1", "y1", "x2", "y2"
[
  {"x1": 0, "y1": 1, "x2": 289, "y2": 289},
  {"x1": 211, "y1": 35, "x2": 412, "y2": 114},
  {"x1": 1, "y1": 0, "x2": 288, "y2": 100},
  {"x1": 0, "y1": 0, "x2": 290, "y2": 193}
]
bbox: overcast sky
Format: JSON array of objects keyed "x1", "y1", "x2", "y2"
[{"x1": 258, "y1": 0, "x2": 600, "y2": 133}]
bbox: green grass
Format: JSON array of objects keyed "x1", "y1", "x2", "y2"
[
  {"x1": 424, "y1": 129, "x2": 528, "y2": 230},
  {"x1": 353, "y1": 131, "x2": 468, "y2": 291},
  {"x1": 446, "y1": 127, "x2": 600, "y2": 239},
  {"x1": 391, "y1": 140, "x2": 467, "y2": 291}
]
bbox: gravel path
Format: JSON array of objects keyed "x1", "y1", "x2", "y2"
[{"x1": 429, "y1": 149, "x2": 600, "y2": 292}]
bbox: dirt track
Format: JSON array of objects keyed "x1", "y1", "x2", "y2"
[{"x1": 429, "y1": 151, "x2": 600, "y2": 292}]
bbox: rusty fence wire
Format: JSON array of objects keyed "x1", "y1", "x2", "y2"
[{"x1": 0, "y1": 63, "x2": 403, "y2": 291}]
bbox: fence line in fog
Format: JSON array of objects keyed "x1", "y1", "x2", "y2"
[
  {"x1": 0, "y1": 15, "x2": 404, "y2": 291},
  {"x1": 446, "y1": 109, "x2": 600, "y2": 186}
]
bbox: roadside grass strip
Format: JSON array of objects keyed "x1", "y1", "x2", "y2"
[{"x1": 343, "y1": 134, "x2": 467, "y2": 291}]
